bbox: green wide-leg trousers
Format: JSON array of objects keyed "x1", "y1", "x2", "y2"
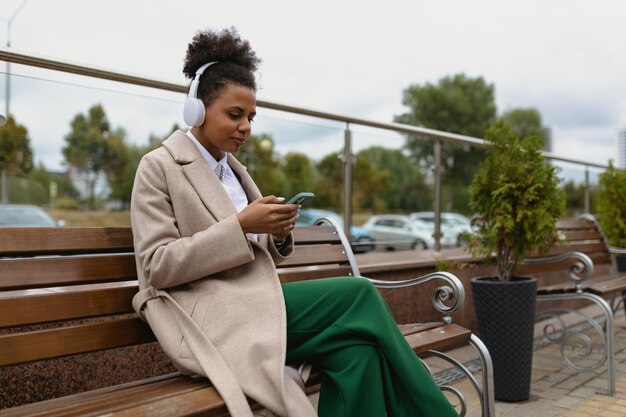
[{"x1": 282, "y1": 277, "x2": 459, "y2": 417}]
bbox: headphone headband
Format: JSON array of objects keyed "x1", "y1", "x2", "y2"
[
  {"x1": 187, "y1": 61, "x2": 219, "y2": 99},
  {"x1": 183, "y1": 61, "x2": 218, "y2": 126}
]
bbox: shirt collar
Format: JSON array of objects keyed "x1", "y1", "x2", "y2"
[{"x1": 185, "y1": 130, "x2": 229, "y2": 176}]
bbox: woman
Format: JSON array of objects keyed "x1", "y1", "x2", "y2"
[{"x1": 131, "y1": 27, "x2": 458, "y2": 417}]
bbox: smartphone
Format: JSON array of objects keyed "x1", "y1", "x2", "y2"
[{"x1": 286, "y1": 192, "x2": 315, "y2": 205}]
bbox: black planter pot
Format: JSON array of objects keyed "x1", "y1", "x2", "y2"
[{"x1": 471, "y1": 276, "x2": 537, "y2": 402}]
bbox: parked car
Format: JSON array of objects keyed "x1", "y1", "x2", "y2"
[
  {"x1": 0, "y1": 204, "x2": 63, "y2": 227},
  {"x1": 409, "y1": 211, "x2": 472, "y2": 247},
  {"x1": 362, "y1": 214, "x2": 455, "y2": 250},
  {"x1": 295, "y1": 208, "x2": 375, "y2": 253}
]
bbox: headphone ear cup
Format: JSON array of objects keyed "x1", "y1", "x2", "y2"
[{"x1": 183, "y1": 98, "x2": 206, "y2": 126}]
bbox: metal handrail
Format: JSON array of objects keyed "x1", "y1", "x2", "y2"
[{"x1": 0, "y1": 46, "x2": 610, "y2": 170}]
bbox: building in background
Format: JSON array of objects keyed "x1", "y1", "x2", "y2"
[{"x1": 619, "y1": 128, "x2": 626, "y2": 168}]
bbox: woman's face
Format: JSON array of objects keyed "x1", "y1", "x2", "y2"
[{"x1": 193, "y1": 83, "x2": 256, "y2": 160}]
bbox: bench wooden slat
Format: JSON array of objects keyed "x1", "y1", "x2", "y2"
[
  {"x1": 0, "y1": 374, "x2": 203, "y2": 417},
  {"x1": 405, "y1": 324, "x2": 472, "y2": 354},
  {"x1": 556, "y1": 218, "x2": 596, "y2": 229},
  {"x1": 0, "y1": 285, "x2": 137, "y2": 327},
  {"x1": 546, "y1": 242, "x2": 608, "y2": 257},
  {"x1": 279, "y1": 245, "x2": 349, "y2": 268},
  {"x1": 0, "y1": 254, "x2": 137, "y2": 290},
  {"x1": 44, "y1": 379, "x2": 211, "y2": 417},
  {"x1": 560, "y1": 230, "x2": 604, "y2": 242},
  {"x1": 107, "y1": 386, "x2": 226, "y2": 417},
  {"x1": 279, "y1": 266, "x2": 355, "y2": 282},
  {"x1": 586, "y1": 274, "x2": 626, "y2": 296},
  {"x1": 292, "y1": 226, "x2": 342, "y2": 244},
  {"x1": 0, "y1": 317, "x2": 155, "y2": 367},
  {"x1": 398, "y1": 322, "x2": 443, "y2": 335},
  {"x1": 518, "y1": 250, "x2": 612, "y2": 275},
  {"x1": 0, "y1": 228, "x2": 134, "y2": 257}
]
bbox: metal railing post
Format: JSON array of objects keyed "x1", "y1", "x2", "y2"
[
  {"x1": 433, "y1": 140, "x2": 442, "y2": 252},
  {"x1": 342, "y1": 124, "x2": 353, "y2": 238},
  {"x1": 584, "y1": 166, "x2": 590, "y2": 214}
]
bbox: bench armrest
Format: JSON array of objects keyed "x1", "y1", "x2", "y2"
[
  {"x1": 365, "y1": 272, "x2": 465, "y2": 325},
  {"x1": 520, "y1": 251, "x2": 594, "y2": 293},
  {"x1": 310, "y1": 215, "x2": 464, "y2": 324},
  {"x1": 608, "y1": 246, "x2": 626, "y2": 255}
]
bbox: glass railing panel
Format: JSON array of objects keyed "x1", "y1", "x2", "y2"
[
  {"x1": 551, "y1": 160, "x2": 603, "y2": 217},
  {"x1": 1, "y1": 66, "x2": 184, "y2": 227}
]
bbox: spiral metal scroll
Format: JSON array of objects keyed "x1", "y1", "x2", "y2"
[
  {"x1": 536, "y1": 308, "x2": 607, "y2": 372},
  {"x1": 367, "y1": 272, "x2": 465, "y2": 323}
]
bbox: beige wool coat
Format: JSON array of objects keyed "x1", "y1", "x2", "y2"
[{"x1": 131, "y1": 130, "x2": 317, "y2": 417}]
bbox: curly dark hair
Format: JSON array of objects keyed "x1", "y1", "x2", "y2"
[{"x1": 183, "y1": 27, "x2": 261, "y2": 106}]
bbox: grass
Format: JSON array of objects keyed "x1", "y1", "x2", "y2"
[{"x1": 45, "y1": 209, "x2": 131, "y2": 227}]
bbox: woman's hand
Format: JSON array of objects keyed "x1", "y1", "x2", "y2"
[{"x1": 236, "y1": 195, "x2": 299, "y2": 240}]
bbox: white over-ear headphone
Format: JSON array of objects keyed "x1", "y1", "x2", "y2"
[{"x1": 183, "y1": 61, "x2": 218, "y2": 126}]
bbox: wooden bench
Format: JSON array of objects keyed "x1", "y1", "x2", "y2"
[
  {"x1": 0, "y1": 219, "x2": 494, "y2": 416},
  {"x1": 518, "y1": 214, "x2": 624, "y2": 396}
]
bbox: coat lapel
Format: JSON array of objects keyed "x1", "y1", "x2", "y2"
[
  {"x1": 162, "y1": 131, "x2": 268, "y2": 248},
  {"x1": 163, "y1": 131, "x2": 235, "y2": 222}
]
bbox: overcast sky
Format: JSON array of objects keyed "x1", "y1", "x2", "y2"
[{"x1": 1, "y1": 0, "x2": 624, "y2": 181}]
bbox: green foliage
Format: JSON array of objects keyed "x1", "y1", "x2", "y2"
[
  {"x1": 597, "y1": 161, "x2": 626, "y2": 247},
  {"x1": 62, "y1": 104, "x2": 127, "y2": 209},
  {"x1": 283, "y1": 153, "x2": 315, "y2": 198},
  {"x1": 500, "y1": 108, "x2": 547, "y2": 142},
  {"x1": 236, "y1": 134, "x2": 288, "y2": 196},
  {"x1": 562, "y1": 180, "x2": 598, "y2": 216},
  {"x1": 465, "y1": 120, "x2": 565, "y2": 281},
  {"x1": 313, "y1": 151, "x2": 343, "y2": 211},
  {"x1": 356, "y1": 147, "x2": 431, "y2": 211},
  {"x1": 55, "y1": 196, "x2": 81, "y2": 210},
  {"x1": 395, "y1": 73, "x2": 496, "y2": 212},
  {"x1": 312, "y1": 150, "x2": 393, "y2": 212},
  {"x1": 0, "y1": 115, "x2": 34, "y2": 174}
]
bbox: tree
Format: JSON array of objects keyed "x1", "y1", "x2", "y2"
[
  {"x1": 235, "y1": 134, "x2": 288, "y2": 196},
  {"x1": 465, "y1": 120, "x2": 564, "y2": 281},
  {"x1": 313, "y1": 150, "x2": 390, "y2": 212},
  {"x1": 104, "y1": 128, "x2": 130, "y2": 201},
  {"x1": 562, "y1": 180, "x2": 599, "y2": 216},
  {"x1": 500, "y1": 107, "x2": 547, "y2": 143},
  {"x1": 314, "y1": 152, "x2": 343, "y2": 211},
  {"x1": 357, "y1": 147, "x2": 431, "y2": 211},
  {"x1": 62, "y1": 104, "x2": 125, "y2": 209},
  {"x1": 283, "y1": 153, "x2": 315, "y2": 198},
  {"x1": 0, "y1": 114, "x2": 34, "y2": 174},
  {"x1": 395, "y1": 73, "x2": 496, "y2": 212},
  {"x1": 108, "y1": 126, "x2": 173, "y2": 208}
]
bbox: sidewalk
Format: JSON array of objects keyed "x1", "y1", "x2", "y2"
[{"x1": 442, "y1": 310, "x2": 626, "y2": 417}]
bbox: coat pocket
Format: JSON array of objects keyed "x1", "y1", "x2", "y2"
[{"x1": 178, "y1": 294, "x2": 211, "y2": 360}]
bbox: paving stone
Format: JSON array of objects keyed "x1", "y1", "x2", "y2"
[
  {"x1": 553, "y1": 394, "x2": 586, "y2": 409},
  {"x1": 597, "y1": 410, "x2": 623, "y2": 417},
  {"x1": 563, "y1": 412, "x2": 594, "y2": 417},
  {"x1": 536, "y1": 387, "x2": 572, "y2": 400},
  {"x1": 569, "y1": 387, "x2": 602, "y2": 399},
  {"x1": 606, "y1": 403, "x2": 626, "y2": 413}
]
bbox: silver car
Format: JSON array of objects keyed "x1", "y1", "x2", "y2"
[
  {"x1": 409, "y1": 212, "x2": 471, "y2": 247},
  {"x1": 0, "y1": 204, "x2": 62, "y2": 227},
  {"x1": 362, "y1": 214, "x2": 445, "y2": 250}
]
